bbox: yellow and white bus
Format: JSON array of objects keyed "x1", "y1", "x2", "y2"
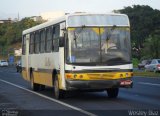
[{"x1": 21, "y1": 13, "x2": 133, "y2": 99}]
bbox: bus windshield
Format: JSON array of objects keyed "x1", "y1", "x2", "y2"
[{"x1": 66, "y1": 27, "x2": 131, "y2": 65}]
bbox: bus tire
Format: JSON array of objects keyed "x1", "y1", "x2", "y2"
[
  {"x1": 30, "y1": 72, "x2": 40, "y2": 91},
  {"x1": 106, "y1": 88, "x2": 119, "y2": 98},
  {"x1": 40, "y1": 85, "x2": 45, "y2": 91},
  {"x1": 54, "y1": 75, "x2": 65, "y2": 99}
]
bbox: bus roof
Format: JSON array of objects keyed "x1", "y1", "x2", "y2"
[
  {"x1": 23, "y1": 16, "x2": 66, "y2": 35},
  {"x1": 66, "y1": 12, "x2": 128, "y2": 17},
  {"x1": 23, "y1": 13, "x2": 129, "y2": 35}
]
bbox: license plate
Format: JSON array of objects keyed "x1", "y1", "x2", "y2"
[{"x1": 120, "y1": 80, "x2": 132, "y2": 85}]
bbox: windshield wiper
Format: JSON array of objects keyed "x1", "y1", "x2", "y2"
[
  {"x1": 106, "y1": 25, "x2": 117, "y2": 41},
  {"x1": 73, "y1": 25, "x2": 85, "y2": 48},
  {"x1": 74, "y1": 32, "x2": 78, "y2": 48}
]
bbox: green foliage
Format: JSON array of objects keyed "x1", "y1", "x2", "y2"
[
  {"x1": 0, "y1": 18, "x2": 40, "y2": 46},
  {"x1": 132, "y1": 58, "x2": 139, "y2": 68},
  {"x1": 117, "y1": 5, "x2": 160, "y2": 59},
  {"x1": 0, "y1": 18, "x2": 41, "y2": 56},
  {"x1": 142, "y1": 31, "x2": 160, "y2": 59}
]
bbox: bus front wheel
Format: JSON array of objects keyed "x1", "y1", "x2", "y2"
[
  {"x1": 54, "y1": 75, "x2": 65, "y2": 99},
  {"x1": 106, "y1": 88, "x2": 119, "y2": 98},
  {"x1": 30, "y1": 73, "x2": 40, "y2": 91}
]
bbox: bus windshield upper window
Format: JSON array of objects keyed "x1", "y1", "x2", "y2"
[{"x1": 68, "y1": 15, "x2": 129, "y2": 27}]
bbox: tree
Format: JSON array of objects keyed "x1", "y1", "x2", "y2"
[
  {"x1": 116, "y1": 5, "x2": 160, "y2": 59},
  {"x1": 0, "y1": 18, "x2": 40, "y2": 45},
  {"x1": 142, "y1": 30, "x2": 160, "y2": 59},
  {"x1": 0, "y1": 18, "x2": 41, "y2": 57}
]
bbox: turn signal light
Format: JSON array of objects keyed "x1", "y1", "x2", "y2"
[{"x1": 66, "y1": 74, "x2": 72, "y2": 78}]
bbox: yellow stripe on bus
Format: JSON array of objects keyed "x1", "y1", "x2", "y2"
[{"x1": 65, "y1": 72, "x2": 133, "y2": 80}]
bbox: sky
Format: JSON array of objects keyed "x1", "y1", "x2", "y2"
[{"x1": 0, "y1": 0, "x2": 160, "y2": 19}]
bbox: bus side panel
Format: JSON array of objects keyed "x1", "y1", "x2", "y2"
[
  {"x1": 33, "y1": 71, "x2": 53, "y2": 87},
  {"x1": 29, "y1": 53, "x2": 59, "y2": 87}
]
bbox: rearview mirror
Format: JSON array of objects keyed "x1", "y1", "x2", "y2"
[{"x1": 59, "y1": 37, "x2": 64, "y2": 47}]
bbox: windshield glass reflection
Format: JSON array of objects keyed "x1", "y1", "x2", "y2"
[{"x1": 66, "y1": 27, "x2": 131, "y2": 65}]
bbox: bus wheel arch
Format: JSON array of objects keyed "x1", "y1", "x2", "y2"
[
  {"x1": 52, "y1": 69, "x2": 58, "y2": 85},
  {"x1": 30, "y1": 67, "x2": 40, "y2": 91},
  {"x1": 29, "y1": 68, "x2": 33, "y2": 79}
]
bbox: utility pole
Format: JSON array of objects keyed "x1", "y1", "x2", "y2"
[{"x1": 18, "y1": 12, "x2": 20, "y2": 21}]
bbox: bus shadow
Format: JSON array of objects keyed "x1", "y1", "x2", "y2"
[{"x1": 36, "y1": 87, "x2": 122, "y2": 101}]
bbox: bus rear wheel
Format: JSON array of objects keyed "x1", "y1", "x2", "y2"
[
  {"x1": 106, "y1": 88, "x2": 119, "y2": 98},
  {"x1": 54, "y1": 75, "x2": 65, "y2": 99},
  {"x1": 40, "y1": 85, "x2": 45, "y2": 91},
  {"x1": 30, "y1": 73, "x2": 40, "y2": 91}
]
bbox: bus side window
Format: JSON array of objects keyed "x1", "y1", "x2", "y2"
[
  {"x1": 52, "y1": 27, "x2": 55, "y2": 51},
  {"x1": 46, "y1": 27, "x2": 52, "y2": 52},
  {"x1": 40, "y1": 29, "x2": 46, "y2": 53},
  {"x1": 29, "y1": 33, "x2": 35, "y2": 54},
  {"x1": 35, "y1": 31, "x2": 40, "y2": 54},
  {"x1": 52, "y1": 25, "x2": 60, "y2": 52}
]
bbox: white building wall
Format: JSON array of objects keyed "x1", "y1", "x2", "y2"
[{"x1": 40, "y1": 11, "x2": 65, "y2": 21}]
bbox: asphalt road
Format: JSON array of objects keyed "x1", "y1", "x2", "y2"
[{"x1": 0, "y1": 67, "x2": 160, "y2": 116}]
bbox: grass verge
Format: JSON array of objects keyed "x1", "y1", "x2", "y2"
[{"x1": 133, "y1": 71, "x2": 160, "y2": 77}]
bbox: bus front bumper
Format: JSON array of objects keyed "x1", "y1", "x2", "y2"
[{"x1": 66, "y1": 77, "x2": 133, "y2": 90}]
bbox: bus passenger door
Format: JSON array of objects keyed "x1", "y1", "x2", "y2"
[
  {"x1": 59, "y1": 22, "x2": 66, "y2": 90},
  {"x1": 25, "y1": 34, "x2": 30, "y2": 81}
]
